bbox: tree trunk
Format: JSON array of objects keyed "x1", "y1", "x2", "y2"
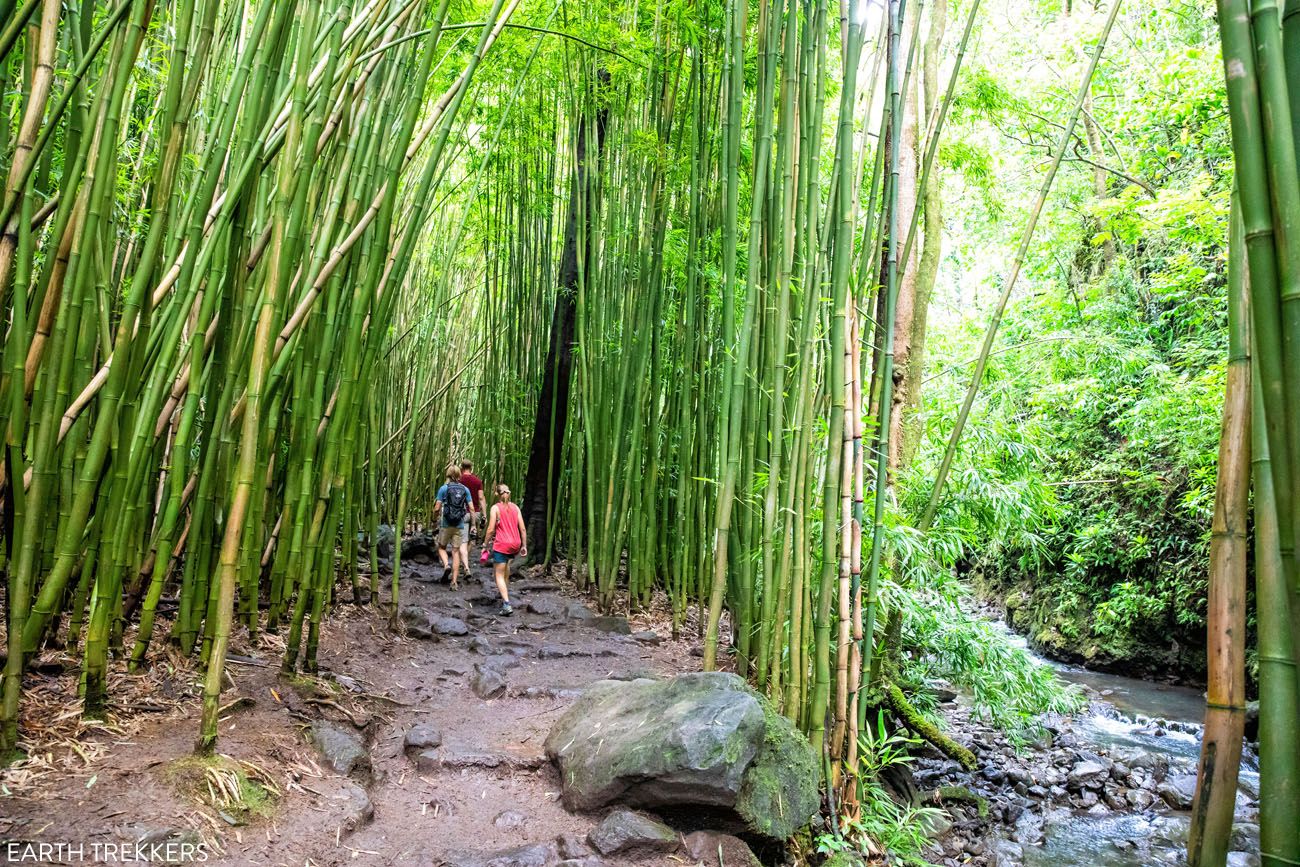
[
  {"x1": 521, "y1": 71, "x2": 609, "y2": 558},
  {"x1": 886, "y1": 11, "x2": 922, "y2": 472}
]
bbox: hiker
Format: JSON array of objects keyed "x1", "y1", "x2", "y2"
[
  {"x1": 434, "y1": 464, "x2": 472, "y2": 590},
  {"x1": 483, "y1": 483, "x2": 527, "y2": 616},
  {"x1": 459, "y1": 460, "x2": 487, "y2": 541}
]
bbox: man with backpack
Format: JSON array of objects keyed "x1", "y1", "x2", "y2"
[{"x1": 434, "y1": 465, "x2": 472, "y2": 590}]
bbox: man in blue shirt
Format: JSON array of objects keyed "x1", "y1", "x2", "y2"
[{"x1": 435, "y1": 465, "x2": 473, "y2": 590}]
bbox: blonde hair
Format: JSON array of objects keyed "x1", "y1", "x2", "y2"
[{"x1": 446, "y1": 465, "x2": 462, "y2": 482}]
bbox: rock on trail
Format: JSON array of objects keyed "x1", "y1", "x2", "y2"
[{"x1": 544, "y1": 671, "x2": 819, "y2": 840}]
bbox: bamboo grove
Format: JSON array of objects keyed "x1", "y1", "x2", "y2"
[
  {"x1": 1189, "y1": 1, "x2": 1300, "y2": 866},
  {"x1": 0, "y1": 0, "x2": 529, "y2": 754},
  {"x1": 0, "y1": 0, "x2": 1292, "y2": 862}
]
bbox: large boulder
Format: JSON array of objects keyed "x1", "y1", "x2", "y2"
[{"x1": 544, "y1": 672, "x2": 818, "y2": 839}]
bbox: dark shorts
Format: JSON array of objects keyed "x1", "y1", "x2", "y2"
[{"x1": 491, "y1": 550, "x2": 512, "y2": 564}]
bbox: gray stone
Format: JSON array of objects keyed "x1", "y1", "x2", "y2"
[
  {"x1": 1158, "y1": 773, "x2": 1199, "y2": 810},
  {"x1": 415, "y1": 744, "x2": 546, "y2": 773},
  {"x1": 432, "y1": 616, "x2": 471, "y2": 636},
  {"x1": 920, "y1": 810, "x2": 954, "y2": 838},
  {"x1": 336, "y1": 784, "x2": 374, "y2": 836},
  {"x1": 470, "y1": 635, "x2": 498, "y2": 655},
  {"x1": 1231, "y1": 822, "x2": 1260, "y2": 853},
  {"x1": 472, "y1": 664, "x2": 508, "y2": 699},
  {"x1": 587, "y1": 808, "x2": 678, "y2": 856},
  {"x1": 399, "y1": 605, "x2": 437, "y2": 639},
  {"x1": 1068, "y1": 760, "x2": 1109, "y2": 788},
  {"x1": 630, "y1": 630, "x2": 662, "y2": 645},
  {"x1": 545, "y1": 672, "x2": 818, "y2": 840},
  {"x1": 371, "y1": 524, "x2": 396, "y2": 558},
  {"x1": 493, "y1": 810, "x2": 530, "y2": 832},
  {"x1": 1227, "y1": 854, "x2": 1261, "y2": 867},
  {"x1": 1127, "y1": 788, "x2": 1155, "y2": 810},
  {"x1": 555, "y1": 834, "x2": 592, "y2": 859},
  {"x1": 403, "y1": 723, "x2": 442, "y2": 755},
  {"x1": 443, "y1": 843, "x2": 558, "y2": 867},
  {"x1": 565, "y1": 603, "x2": 596, "y2": 622},
  {"x1": 526, "y1": 597, "x2": 567, "y2": 616},
  {"x1": 681, "y1": 831, "x2": 761, "y2": 867},
  {"x1": 589, "y1": 616, "x2": 631, "y2": 635},
  {"x1": 309, "y1": 721, "x2": 371, "y2": 783}
]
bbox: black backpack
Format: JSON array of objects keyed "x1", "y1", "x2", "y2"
[{"x1": 444, "y1": 484, "x2": 469, "y2": 526}]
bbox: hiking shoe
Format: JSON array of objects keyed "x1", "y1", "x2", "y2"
[
  {"x1": 498, "y1": 603, "x2": 513, "y2": 617},
  {"x1": 440, "y1": 566, "x2": 451, "y2": 583}
]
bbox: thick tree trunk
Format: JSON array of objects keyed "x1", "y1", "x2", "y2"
[
  {"x1": 886, "y1": 9, "x2": 923, "y2": 472},
  {"x1": 521, "y1": 73, "x2": 609, "y2": 558}
]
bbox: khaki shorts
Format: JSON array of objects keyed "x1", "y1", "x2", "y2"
[{"x1": 437, "y1": 524, "x2": 467, "y2": 548}]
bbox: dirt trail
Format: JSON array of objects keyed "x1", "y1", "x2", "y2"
[{"x1": 1, "y1": 557, "x2": 704, "y2": 866}]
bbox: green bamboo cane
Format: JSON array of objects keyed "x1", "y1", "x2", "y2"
[{"x1": 916, "y1": 0, "x2": 1123, "y2": 532}]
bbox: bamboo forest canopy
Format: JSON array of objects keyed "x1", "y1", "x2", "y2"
[{"x1": 0, "y1": 0, "x2": 1294, "y2": 864}]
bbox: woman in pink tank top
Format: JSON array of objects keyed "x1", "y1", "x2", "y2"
[{"x1": 484, "y1": 484, "x2": 527, "y2": 616}]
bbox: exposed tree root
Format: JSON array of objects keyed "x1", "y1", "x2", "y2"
[{"x1": 886, "y1": 682, "x2": 978, "y2": 772}]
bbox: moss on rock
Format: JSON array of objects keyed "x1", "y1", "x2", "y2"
[{"x1": 735, "y1": 699, "x2": 820, "y2": 840}]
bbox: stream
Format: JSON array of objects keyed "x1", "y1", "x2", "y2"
[{"x1": 994, "y1": 625, "x2": 1260, "y2": 867}]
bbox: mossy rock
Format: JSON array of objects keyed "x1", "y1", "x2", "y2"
[
  {"x1": 735, "y1": 703, "x2": 819, "y2": 839},
  {"x1": 544, "y1": 672, "x2": 818, "y2": 840}
]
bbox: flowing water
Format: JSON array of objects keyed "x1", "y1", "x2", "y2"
[{"x1": 993, "y1": 624, "x2": 1260, "y2": 867}]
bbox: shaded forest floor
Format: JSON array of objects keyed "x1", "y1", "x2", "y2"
[{"x1": 0, "y1": 557, "x2": 702, "y2": 866}]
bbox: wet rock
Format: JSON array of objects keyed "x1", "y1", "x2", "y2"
[
  {"x1": 403, "y1": 723, "x2": 442, "y2": 756},
  {"x1": 990, "y1": 839, "x2": 1023, "y2": 867},
  {"x1": 309, "y1": 721, "x2": 371, "y2": 783},
  {"x1": 536, "y1": 643, "x2": 616, "y2": 660},
  {"x1": 432, "y1": 616, "x2": 471, "y2": 636},
  {"x1": 565, "y1": 603, "x2": 596, "y2": 622},
  {"x1": 371, "y1": 525, "x2": 396, "y2": 558},
  {"x1": 545, "y1": 672, "x2": 819, "y2": 840},
  {"x1": 556, "y1": 834, "x2": 593, "y2": 859},
  {"x1": 681, "y1": 831, "x2": 761, "y2": 867},
  {"x1": 443, "y1": 843, "x2": 558, "y2": 867},
  {"x1": 1068, "y1": 759, "x2": 1109, "y2": 788},
  {"x1": 1227, "y1": 854, "x2": 1261, "y2": 867},
  {"x1": 399, "y1": 605, "x2": 438, "y2": 639},
  {"x1": 416, "y1": 744, "x2": 546, "y2": 772},
  {"x1": 1231, "y1": 822, "x2": 1260, "y2": 852},
  {"x1": 493, "y1": 810, "x2": 530, "y2": 832},
  {"x1": 471, "y1": 664, "x2": 508, "y2": 699},
  {"x1": 589, "y1": 616, "x2": 631, "y2": 635},
  {"x1": 587, "y1": 808, "x2": 679, "y2": 856},
  {"x1": 920, "y1": 811, "x2": 953, "y2": 838},
  {"x1": 336, "y1": 784, "x2": 374, "y2": 836},
  {"x1": 1158, "y1": 773, "x2": 1199, "y2": 810},
  {"x1": 1126, "y1": 788, "x2": 1155, "y2": 810},
  {"x1": 526, "y1": 597, "x2": 567, "y2": 616}
]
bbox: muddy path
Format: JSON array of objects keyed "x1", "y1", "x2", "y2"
[{"x1": 1, "y1": 557, "x2": 703, "y2": 866}]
